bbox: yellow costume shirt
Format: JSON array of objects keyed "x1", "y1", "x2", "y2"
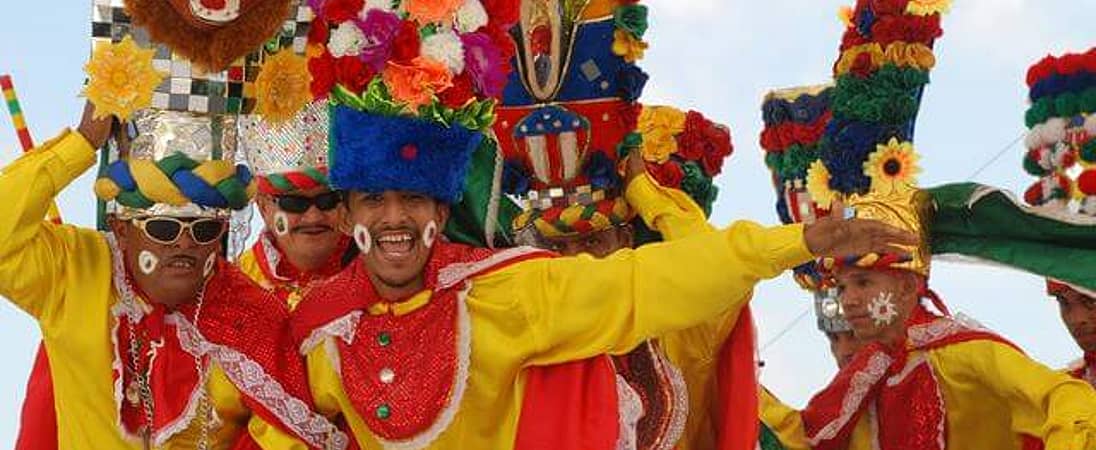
[
  {"x1": 302, "y1": 186, "x2": 814, "y2": 448},
  {"x1": 0, "y1": 130, "x2": 306, "y2": 449}
]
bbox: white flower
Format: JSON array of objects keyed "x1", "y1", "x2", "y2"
[
  {"x1": 455, "y1": 0, "x2": 489, "y2": 33},
  {"x1": 1085, "y1": 114, "x2": 1096, "y2": 136},
  {"x1": 359, "y1": 0, "x2": 396, "y2": 18},
  {"x1": 421, "y1": 29, "x2": 466, "y2": 74},
  {"x1": 1026, "y1": 117, "x2": 1067, "y2": 150},
  {"x1": 328, "y1": 23, "x2": 367, "y2": 58}
]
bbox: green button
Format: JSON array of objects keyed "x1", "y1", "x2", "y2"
[
  {"x1": 376, "y1": 404, "x2": 391, "y2": 420},
  {"x1": 377, "y1": 332, "x2": 392, "y2": 347}
]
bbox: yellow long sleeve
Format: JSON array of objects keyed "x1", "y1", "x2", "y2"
[
  {"x1": 513, "y1": 220, "x2": 810, "y2": 364},
  {"x1": 0, "y1": 129, "x2": 98, "y2": 320},
  {"x1": 929, "y1": 340, "x2": 1096, "y2": 449}
]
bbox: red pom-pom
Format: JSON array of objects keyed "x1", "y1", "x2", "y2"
[
  {"x1": 1024, "y1": 182, "x2": 1046, "y2": 206},
  {"x1": 646, "y1": 162, "x2": 685, "y2": 188},
  {"x1": 439, "y1": 74, "x2": 476, "y2": 109},
  {"x1": 481, "y1": 0, "x2": 520, "y2": 29},
  {"x1": 307, "y1": 18, "x2": 329, "y2": 45},
  {"x1": 870, "y1": 0, "x2": 909, "y2": 15},
  {"x1": 1078, "y1": 169, "x2": 1096, "y2": 195},
  {"x1": 1027, "y1": 55, "x2": 1057, "y2": 87}
]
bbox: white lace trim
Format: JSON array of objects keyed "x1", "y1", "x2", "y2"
[
  {"x1": 653, "y1": 347, "x2": 688, "y2": 450},
  {"x1": 906, "y1": 314, "x2": 991, "y2": 349},
  {"x1": 436, "y1": 246, "x2": 546, "y2": 289},
  {"x1": 299, "y1": 311, "x2": 362, "y2": 355},
  {"x1": 260, "y1": 233, "x2": 291, "y2": 282},
  {"x1": 806, "y1": 351, "x2": 892, "y2": 446},
  {"x1": 614, "y1": 374, "x2": 644, "y2": 450},
  {"x1": 376, "y1": 283, "x2": 474, "y2": 450},
  {"x1": 168, "y1": 313, "x2": 350, "y2": 450}
]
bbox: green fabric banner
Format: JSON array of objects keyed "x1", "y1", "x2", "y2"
[
  {"x1": 444, "y1": 138, "x2": 521, "y2": 248},
  {"x1": 929, "y1": 182, "x2": 1096, "y2": 290}
]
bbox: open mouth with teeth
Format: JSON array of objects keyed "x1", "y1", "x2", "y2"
[
  {"x1": 163, "y1": 255, "x2": 199, "y2": 273},
  {"x1": 375, "y1": 230, "x2": 418, "y2": 260}
]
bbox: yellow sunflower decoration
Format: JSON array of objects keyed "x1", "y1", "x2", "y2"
[
  {"x1": 255, "y1": 51, "x2": 313, "y2": 124},
  {"x1": 906, "y1": 0, "x2": 952, "y2": 16},
  {"x1": 83, "y1": 36, "x2": 165, "y2": 121},
  {"x1": 864, "y1": 137, "x2": 921, "y2": 194},
  {"x1": 806, "y1": 159, "x2": 838, "y2": 208}
]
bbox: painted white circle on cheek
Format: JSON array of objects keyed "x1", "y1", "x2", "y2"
[
  {"x1": 354, "y1": 224, "x2": 372, "y2": 255},
  {"x1": 422, "y1": 220, "x2": 438, "y2": 249},
  {"x1": 273, "y1": 211, "x2": 290, "y2": 236},
  {"x1": 138, "y1": 250, "x2": 159, "y2": 275}
]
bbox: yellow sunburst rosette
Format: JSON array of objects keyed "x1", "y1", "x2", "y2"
[
  {"x1": 254, "y1": 50, "x2": 312, "y2": 125},
  {"x1": 83, "y1": 35, "x2": 165, "y2": 121}
]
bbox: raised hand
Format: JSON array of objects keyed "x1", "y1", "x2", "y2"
[
  {"x1": 803, "y1": 200, "x2": 918, "y2": 258},
  {"x1": 76, "y1": 101, "x2": 114, "y2": 150}
]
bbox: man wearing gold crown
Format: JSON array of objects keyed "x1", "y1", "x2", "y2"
[
  {"x1": 0, "y1": 1, "x2": 348, "y2": 448},
  {"x1": 756, "y1": 84, "x2": 871, "y2": 450},
  {"x1": 797, "y1": 2, "x2": 1096, "y2": 449},
  {"x1": 287, "y1": 1, "x2": 914, "y2": 449},
  {"x1": 491, "y1": 2, "x2": 755, "y2": 449},
  {"x1": 1021, "y1": 48, "x2": 1096, "y2": 391}
]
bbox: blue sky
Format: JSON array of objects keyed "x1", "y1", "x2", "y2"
[{"x1": 0, "y1": 0, "x2": 1093, "y2": 444}]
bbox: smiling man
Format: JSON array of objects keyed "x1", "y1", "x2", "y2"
[{"x1": 285, "y1": 2, "x2": 916, "y2": 449}]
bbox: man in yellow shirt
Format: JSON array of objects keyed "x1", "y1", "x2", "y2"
[
  {"x1": 490, "y1": 3, "x2": 746, "y2": 448},
  {"x1": 238, "y1": 101, "x2": 354, "y2": 309},
  {"x1": 799, "y1": 2, "x2": 1096, "y2": 449},
  {"x1": 287, "y1": 1, "x2": 915, "y2": 449}
]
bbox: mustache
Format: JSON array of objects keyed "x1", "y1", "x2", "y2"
[
  {"x1": 291, "y1": 224, "x2": 334, "y2": 233},
  {"x1": 164, "y1": 254, "x2": 198, "y2": 265}
]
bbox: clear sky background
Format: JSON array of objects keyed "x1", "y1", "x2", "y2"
[{"x1": 0, "y1": 0, "x2": 1092, "y2": 445}]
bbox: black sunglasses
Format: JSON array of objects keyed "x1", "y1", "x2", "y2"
[
  {"x1": 275, "y1": 192, "x2": 343, "y2": 214},
  {"x1": 131, "y1": 217, "x2": 227, "y2": 246}
]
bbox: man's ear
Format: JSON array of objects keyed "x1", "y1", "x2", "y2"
[
  {"x1": 436, "y1": 203, "x2": 451, "y2": 229},
  {"x1": 336, "y1": 203, "x2": 353, "y2": 235}
]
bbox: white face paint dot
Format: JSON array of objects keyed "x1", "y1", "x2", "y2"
[
  {"x1": 354, "y1": 224, "x2": 372, "y2": 255},
  {"x1": 138, "y1": 250, "x2": 159, "y2": 275},
  {"x1": 422, "y1": 220, "x2": 438, "y2": 249},
  {"x1": 868, "y1": 291, "x2": 899, "y2": 327},
  {"x1": 273, "y1": 211, "x2": 290, "y2": 236}
]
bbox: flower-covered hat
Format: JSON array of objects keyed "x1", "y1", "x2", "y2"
[
  {"x1": 303, "y1": 0, "x2": 518, "y2": 205},
  {"x1": 496, "y1": 0, "x2": 732, "y2": 240},
  {"x1": 761, "y1": 84, "x2": 850, "y2": 333},
  {"x1": 806, "y1": 0, "x2": 953, "y2": 278},
  {"x1": 88, "y1": 0, "x2": 269, "y2": 221},
  {"x1": 1022, "y1": 48, "x2": 1096, "y2": 299}
]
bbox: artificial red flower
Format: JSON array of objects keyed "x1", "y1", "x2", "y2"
[
  {"x1": 335, "y1": 56, "x2": 374, "y2": 93},
  {"x1": 646, "y1": 161, "x2": 684, "y2": 188},
  {"x1": 677, "y1": 111, "x2": 733, "y2": 177},
  {"x1": 391, "y1": 20, "x2": 422, "y2": 64},
  {"x1": 307, "y1": 19, "x2": 329, "y2": 46},
  {"x1": 1057, "y1": 53, "x2": 1086, "y2": 76},
  {"x1": 439, "y1": 73, "x2": 476, "y2": 109},
  {"x1": 482, "y1": 24, "x2": 517, "y2": 66},
  {"x1": 308, "y1": 51, "x2": 336, "y2": 99},
  {"x1": 840, "y1": 28, "x2": 869, "y2": 51},
  {"x1": 1079, "y1": 169, "x2": 1096, "y2": 195},
  {"x1": 481, "y1": 0, "x2": 520, "y2": 29},
  {"x1": 870, "y1": 15, "x2": 941, "y2": 47},
  {"x1": 322, "y1": 0, "x2": 364, "y2": 23}
]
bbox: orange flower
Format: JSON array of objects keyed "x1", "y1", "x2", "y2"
[
  {"x1": 383, "y1": 57, "x2": 454, "y2": 111},
  {"x1": 405, "y1": 0, "x2": 463, "y2": 24}
]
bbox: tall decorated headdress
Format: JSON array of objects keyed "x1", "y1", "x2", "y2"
[
  {"x1": 86, "y1": 0, "x2": 285, "y2": 254},
  {"x1": 1022, "y1": 49, "x2": 1096, "y2": 298},
  {"x1": 762, "y1": 84, "x2": 850, "y2": 333},
  {"x1": 303, "y1": 0, "x2": 519, "y2": 207},
  {"x1": 805, "y1": 0, "x2": 951, "y2": 278},
  {"x1": 239, "y1": 3, "x2": 333, "y2": 195},
  {"x1": 495, "y1": 0, "x2": 732, "y2": 242}
]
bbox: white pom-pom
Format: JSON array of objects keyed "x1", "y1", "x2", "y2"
[
  {"x1": 1025, "y1": 127, "x2": 1043, "y2": 150},
  {"x1": 1042, "y1": 117, "x2": 1068, "y2": 145},
  {"x1": 421, "y1": 29, "x2": 466, "y2": 74},
  {"x1": 455, "y1": 0, "x2": 489, "y2": 33},
  {"x1": 328, "y1": 23, "x2": 367, "y2": 58}
]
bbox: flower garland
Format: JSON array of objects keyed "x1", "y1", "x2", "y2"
[{"x1": 306, "y1": 0, "x2": 518, "y2": 131}]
